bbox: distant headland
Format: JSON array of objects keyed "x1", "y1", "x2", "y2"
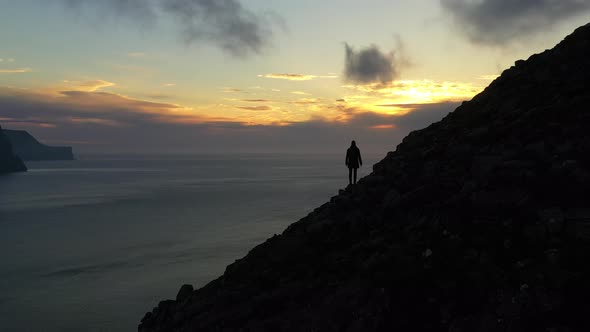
[
  {"x1": 4, "y1": 129, "x2": 74, "y2": 161},
  {"x1": 0, "y1": 126, "x2": 27, "y2": 173}
]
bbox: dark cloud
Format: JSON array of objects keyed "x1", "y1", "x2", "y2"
[
  {"x1": 440, "y1": 0, "x2": 590, "y2": 45},
  {"x1": 161, "y1": 0, "x2": 275, "y2": 56},
  {"x1": 61, "y1": 0, "x2": 278, "y2": 56},
  {"x1": 344, "y1": 43, "x2": 396, "y2": 84},
  {"x1": 343, "y1": 35, "x2": 411, "y2": 85}
]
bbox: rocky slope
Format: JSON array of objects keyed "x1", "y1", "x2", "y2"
[
  {"x1": 4, "y1": 129, "x2": 74, "y2": 161},
  {"x1": 0, "y1": 125, "x2": 27, "y2": 173},
  {"x1": 140, "y1": 23, "x2": 590, "y2": 332}
]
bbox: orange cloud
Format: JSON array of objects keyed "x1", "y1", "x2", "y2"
[
  {"x1": 56, "y1": 91, "x2": 182, "y2": 113},
  {"x1": 222, "y1": 87, "x2": 243, "y2": 93},
  {"x1": 259, "y1": 73, "x2": 315, "y2": 81},
  {"x1": 289, "y1": 98, "x2": 321, "y2": 105},
  {"x1": 0, "y1": 68, "x2": 32, "y2": 73},
  {"x1": 258, "y1": 73, "x2": 338, "y2": 81},
  {"x1": 237, "y1": 105, "x2": 272, "y2": 111},
  {"x1": 67, "y1": 117, "x2": 123, "y2": 127},
  {"x1": 242, "y1": 99, "x2": 271, "y2": 102},
  {"x1": 62, "y1": 80, "x2": 115, "y2": 92},
  {"x1": 144, "y1": 93, "x2": 173, "y2": 100},
  {"x1": 0, "y1": 86, "x2": 213, "y2": 126},
  {"x1": 370, "y1": 124, "x2": 396, "y2": 130},
  {"x1": 0, "y1": 116, "x2": 57, "y2": 128}
]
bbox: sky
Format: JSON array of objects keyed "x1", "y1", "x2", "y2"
[{"x1": 1, "y1": 0, "x2": 589, "y2": 155}]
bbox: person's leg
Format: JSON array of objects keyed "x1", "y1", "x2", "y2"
[
  {"x1": 353, "y1": 168, "x2": 357, "y2": 184},
  {"x1": 348, "y1": 167, "x2": 352, "y2": 185}
]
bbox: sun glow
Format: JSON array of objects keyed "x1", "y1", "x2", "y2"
[
  {"x1": 344, "y1": 79, "x2": 483, "y2": 104},
  {"x1": 177, "y1": 79, "x2": 485, "y2": 126},
  {"x1": 336, "y1": 79, "x2": 485, "y2": 117}
]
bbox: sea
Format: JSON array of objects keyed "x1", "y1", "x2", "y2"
[{"x1": 0, "y1": 153, "x2": 380, "y2": 332}]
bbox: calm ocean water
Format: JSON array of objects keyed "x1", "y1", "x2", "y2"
[{"x1": 0, "y1": 153, "x2": 379, "y2": 332}]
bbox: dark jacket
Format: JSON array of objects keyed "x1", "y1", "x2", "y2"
[{"x1": 346, "y1": 146, "x2": 362, "y2": 169}]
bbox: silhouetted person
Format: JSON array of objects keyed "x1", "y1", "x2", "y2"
[{"x1": 345, "y1": 140, "x2": 362, "y2": 185}]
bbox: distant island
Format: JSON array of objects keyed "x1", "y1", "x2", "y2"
[
  {"x1": 140, "y1": 23, "x2": 590, "y2": 332},
  {"x1": 0, "y1": 126, "x2": 27, "y2": 173},
  {"x1": 4, "y1": 129, "x2": 74, "y2": 161}
]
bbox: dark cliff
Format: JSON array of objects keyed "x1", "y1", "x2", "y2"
[
  {"x1": 4, "y1": 129, "x2": 74, "y2": 161},
  {"x1": 0, "y1": 126, "x2": 27, "y2": 173},
  {"x1": 140, "y1": 23, "x2": 590, "y2": 332}
]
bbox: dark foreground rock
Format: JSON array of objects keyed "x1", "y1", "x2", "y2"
[
  {"x1": 140, "y1": 23, "x2": 590, "y2": 332},
  {"x1": 0, "y1": 125, "x2": 26, "y2": 173},
  {"x1": 4, "y1": 129, "x2": 74, "y2": 161}
]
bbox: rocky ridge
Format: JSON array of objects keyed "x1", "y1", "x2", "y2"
[
  {"x1": 140, "y1": 23, "x2": 590, "y2": 332},
  {"x1": 0, "y1": 125, "x2": 27, "y2": 173}
]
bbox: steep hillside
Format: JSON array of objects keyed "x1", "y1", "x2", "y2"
[{"x1": 140, "y1": 23, "x2": 590, "y2": 332}]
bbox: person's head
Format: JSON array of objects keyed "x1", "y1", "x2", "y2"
[{"x1": 351, "y1": 140, "x2": 356, "y2": 147}]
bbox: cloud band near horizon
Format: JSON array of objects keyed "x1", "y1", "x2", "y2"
[{"x1": 0, "y1": 85, "x2": 458, "y2": 154}]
